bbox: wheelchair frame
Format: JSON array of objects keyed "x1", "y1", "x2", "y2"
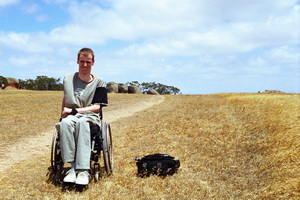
[{"x1": 50, "y1": 113, "x2": 113, "y2": 184}]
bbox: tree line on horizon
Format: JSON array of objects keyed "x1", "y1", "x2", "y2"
[
  {"x1": 18, "y1": 76, "x2": 63, "y2": 90},
  {"x1": 127, "y1": 81, "x2": 181, "y2": 94},
  {"x1": 1, "y1": 75, "x2": 180, "y2": 94}
]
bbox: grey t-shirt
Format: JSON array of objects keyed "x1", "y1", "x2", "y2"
[{"x1": 63, "y1": 72, "x2": 108, "y2": 109}]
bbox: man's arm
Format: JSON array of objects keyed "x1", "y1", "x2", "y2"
[
  {"x1": 73, "y1": 104, "x2": 101, "y2": 113},
  {"x1": 62, "y1": 104, "x2": 101, "y2": 116}
]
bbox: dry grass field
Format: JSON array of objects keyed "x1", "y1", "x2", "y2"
[{"x1": 0, "y1": 90, "x2": 299, "y2": 199}]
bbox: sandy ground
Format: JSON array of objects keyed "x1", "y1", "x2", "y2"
[{"x1": 0, "y1": 95, "x2": 165, "y2": 172}]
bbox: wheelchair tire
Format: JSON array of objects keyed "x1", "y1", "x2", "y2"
[
  {"x1": 102, "y1": 121, "x2": 114, "y2": 175},
  {"x1": 51, "y1": 130, "x2": 58, "y2": 172},
  {"x1": 50, "y1": 130, "x2": 64, "y2": 184}
]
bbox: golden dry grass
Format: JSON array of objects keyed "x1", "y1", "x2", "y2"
[
  {"x1": 0, "y1": 91, "x2": 148, "y2": 148},
  {"x1": 0, "y1": 90, "x2": 62, "y2": 147},
  {"x1": 0, "y1": 91, "x2": 299, "y2": 199}
]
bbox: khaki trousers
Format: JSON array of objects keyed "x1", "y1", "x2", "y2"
[{"x1": 56, "y1": 113, "x2": 100, "y2": 170}]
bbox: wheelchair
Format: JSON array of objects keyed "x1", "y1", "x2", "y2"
[{"x1": 50, "y1": 111, "x2": 113, "y2": 184}]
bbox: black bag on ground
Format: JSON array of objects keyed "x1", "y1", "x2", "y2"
[{"x1": 135, "y1": 154, "x2": 180, "y2": 177}]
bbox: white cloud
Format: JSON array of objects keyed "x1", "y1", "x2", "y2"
[
  {"x1": 1, "y1": 0, "x2": 298, "y2": 55},
  {"x1": 21, "y1": 3, "x2": 39, "y2": 14},
  {"x1": 268, "y1": 46, "x2": 300, "y2": 65},
  {"x1": 0, "y1": 0, "x2": 19, "y2": 7}
]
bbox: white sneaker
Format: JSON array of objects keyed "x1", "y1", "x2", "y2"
[
  {"x1": 63, "y1": 168, "x2": 76, "y2": 183},
  {"x1": 75, "y1": 171, "x2": 90, "y2": 185}
]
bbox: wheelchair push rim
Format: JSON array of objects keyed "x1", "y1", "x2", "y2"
[
  {"x1": 102, "y1": 121, "x2": 114, "y2": 175},
  {"x1": 51, "y1": 130, "x2": 58, "y2": 172}
]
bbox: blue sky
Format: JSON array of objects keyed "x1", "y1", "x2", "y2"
[{"x1": 0, "y1": 0, "x2": 299, "y2": 94}]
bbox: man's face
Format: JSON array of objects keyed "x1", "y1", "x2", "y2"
[{"x1": 77, "y1": 54, "x2": 94, "y2": 75}]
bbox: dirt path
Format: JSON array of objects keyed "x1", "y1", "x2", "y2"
[{"x1": 0, "y1": 95, "x2": 165, "y2": 172}]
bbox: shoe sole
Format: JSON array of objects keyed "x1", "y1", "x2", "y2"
[
  {"x1": 75, "y1": 182, "x2": 89, "y2": 185},
  {"x1": 75, "y1": 179, "x2": 90, "y2": 185},
  {"x1": 64, "y1": 180, "x2": 76, "y2": 183}
]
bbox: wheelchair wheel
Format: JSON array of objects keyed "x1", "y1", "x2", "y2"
[
  {"x1": 50, "y1": 130, "x2": 64, "y2": 183},
  {"x1": 102, "y1": 121, "x2": 114, "y2": 175},
  {"x1": 51, "y1": 131, "x2": 59, "y2": 172}
]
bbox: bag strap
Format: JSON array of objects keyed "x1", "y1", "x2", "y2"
[{"x1": 141, "y1": 154, "x2": 175, "y2": 160}]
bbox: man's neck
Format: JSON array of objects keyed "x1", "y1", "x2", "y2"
[{"x1": 78, "y1": 73, "x2": 93, "y2": 83}]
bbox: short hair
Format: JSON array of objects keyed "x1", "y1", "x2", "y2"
[{"x1": 77, "y1": 48, "x2": 95, "y2": 61}]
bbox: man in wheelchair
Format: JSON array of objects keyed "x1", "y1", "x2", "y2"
[{"x1": 55, "y1": 48, "x2": 108, "y2": 185}]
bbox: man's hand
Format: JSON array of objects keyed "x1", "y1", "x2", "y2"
[{"x1": 62, "y1": 107, "x2": 72, "y2": 116}]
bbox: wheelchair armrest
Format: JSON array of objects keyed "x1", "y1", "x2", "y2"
[
  {"x1": 99, "y1": 105, "x2": 104, "y2": 120},
  {"x1": 99, "y1": 109, "x2": 103, "y2": 120}
]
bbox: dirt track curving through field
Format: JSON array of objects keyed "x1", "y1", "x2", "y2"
[{"x1": 0, "y1": 95, "x2": 165, "y2": 172}]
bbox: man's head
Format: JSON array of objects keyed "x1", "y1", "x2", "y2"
[
  {"x1": 77, "y1": 48, "x2": 95, "y2": 62},
  {"x1": 77, "y1": 48, "x2": 95, "y2": 76}
]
